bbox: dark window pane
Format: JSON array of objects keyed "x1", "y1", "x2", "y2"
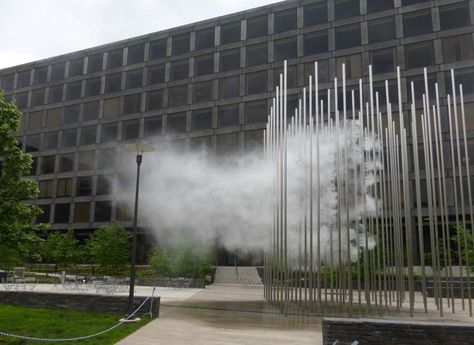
[
  {"x1": 85, "y1": 77, "x2": 101, "y2": 97},
  {"x1": 148, "y1": 65, "x2": 165, "y2": 85},
  {"x1": 246, "y1": 43, "x2": 267, "y2": 66},
  {"x1": 147, "y1": 89, "x2": 164, "y2": 110},
  {"x1": 76, "y1": 176, "x2": 93, "y2": 196},
  {"x1": 405, "y1": 41, "x2": 434, "y2": 69},
  {"x1": 246, "y1": 100, "x2": 267, "y2": 123},
  {"x1": 169, "y1": 85, "x2": 188, "y2": 107},
  {"x1": 106, "y1": 73, "x2": 122, "y2": 93},
  {"x1": 123, "y1": 93, "x2": 142, "y2": 114},
  {"x1": 245, "y1": 130, "x2": 264, "y2": 152},
  {"x1": 126, "y1": 69, "x2": 143, "y2": 89},
  {"x1": 334, "y1": 0, "x2": 360, "y2": 20},
  {"x1": 64, "y1": 104, "x2": 80, "y2": 124},
  {"x1": 103, "y1": 97, "x2": 121, "y2": 118},
  {"x1": 107, "y1": 48, "x2": 123, "y2": 68},
  {"x1": 274, "y1": 8, "x2": 297, "y2": 33},
  {"x1": 220, "y1": 49, "x2": 240, "y2": 71},
  {"x1": 246, "y1": 71, "x2": 267, "y2": 95},
  {"x1": 41, "y1": 155, "x2": 56, "y2": 174},
  {"x1": 54, "y1": 204, "x2": 70, "y2": 223},
  {"x1": 247, "y1": 15, "x2": 268, "y2": 39},
  {"x1": 51, "y1": 62, "x2": 65, "y2": 81},
  {"x1": 371, "y1": 48, "x2": 396, "y2": 74},
  {"x1": 17, "y1": 70, "x2": 31, "y2": 88},
  {"x1": 440, "y1": 3, "x2": 471, "y2": 30},
  {"x1": 445, "y1": 68, "x2": 474, "y2": 95},
  {"x1": 78, "y1": 150, "x2": 95, "y2": 171},
  {"x1": 149, "y1": 39, "x2": 167, "y2": 60},
  {"x1": 304, "y1": 31, "x2": 328, "y2": 55},
  {"x1": 167, "y1": 113, "x2": 187, "y2": 133},
  {"x1": 218, "y1": 104, "x2": 239, "y2": 127},
  {"x1": 274, "y1": 65, "x2": 297, "y2": 89},
  {"x1": 128, "y1": 44, "x2": 145, "y2": 65},
  {"x1": 304, "y1": 60, "x2": 330, "y2": 84},
  {"x1": 367, "y1": 0, "x2": 393, "y2": 13},
  {"x1": 304, "y1": 2, "x2": 327, "y2": 26},
  {"x1": 407, "y1": 74, "x2": 436, "y2": 102},
  {"x1": 56, "y1": 178, "x2": 72, "y2": 197},
  {"x1": 43, "y1": 132, "x2": 58, "y2": 150},
  {"x1": 195, "y1": 54, "x2": 214, "y2": 76},
  {"x1": 402, "y1": 0, "x2": 429, "y2": 5},
  {"x1": 29, "y1": 157, "x2": 38, "y2": 175},
  {"x1": 88, "y1": 54, "x2": 103, "y2": 73},
  {"x1": 96, "y1": 175, "x2": 111, "y2": 195},
  {"x1": 193, "y1": 81, "x2": 213, "y2": 103},
  {"x1": 59, "y1": 153, "x2": 74, "y2": 172},
  {"x1": 101, "y1": 123, "x2": 117, "y2": 143},
  {"x1": 46, "y1": 108, "x2": 61, "y2": 127},
  {"x1": 83, "y1": 101, "x2": 99, "y2": 121},
  {"x1": 97, "y1": 148, "x2": 116, "y2": 169},
  {"x1": 94, "y1": 201, "x2": 112, "y2": 222},
  {"x1": 66, "y1": 81, "x2": 82, "y2": 100},
  {"x1": 26, "y1": 134, "x2": 40, "y2": 152},
  {"x1": 216, "y1": 132, "x2": 239, "y2": 156},
  {"x1": 171, "y1": 60, "x2": 189, "y2": 80},
  {"x1": 69, "y1": 58, "x2": 84, "y2": 77},
  {"x1": 373, "y1": 81, "x2": 398, "y2": 105},
  {"x1": 219, "y1": 76, "x2": 240, "y2": 99},
  {"x1": 336, "y1": 54, "x2": 362, "y2": 79},
  {"x1": 36, "y1": 204, "x2": 50, "y2": 223},
  {"x1": 49, "y1": 85, "x2": 63, "y2": 103},
  {"x1": 368, "y1": 17, "x2": 396, "y2": 44},
  {"x1": 274, "y1": 37, "x2": 297, "y2": 61},
  {"x1": 1, "y1": 73, "x2": 14, "y2": 91},
  {"x1": 335, "y1": 25, "x2": 361, "y2": 50},
  {"x1": 34, "y1": 67, "x2": 47, "y2": 85},
  {"x1": 74, "y1": 202, "x2": 90, "y2": 223},
  {"x1": 221, "y1": 21, "x2": 241, "y2": 45},
  {"x1": 14, "y1": 92, "x2": 28, "y2": 109},
  {"x1": 192, "y1": 108, "x2": 212, "y2": 130},
  {"x1": 123, "y1": 120, "x2": 140, "y2": 140},
  {"x1": 443, "y1": 34, "x2": 474, "y2": 64},
  {"x1": 172, "y1": 33, "x2": 190, "y2": 55},
  {"x1": 144, "y1": 116, "x2": 162, "y2": 137},
  {"x1": 196, "y1": 28, "x2": 215, "y2": 50},
  {"x1": 31, "y1": 89, "x2": 45, "y2": 107},
  {"x1": 28, "y1": 111, "x2": 43, "y2": 130},
  {"x1": 81, "y1": 126, "x2": 97, "y2": 145},
  {"x1": 403, "y1": 10, "x2": 432, "y2": 37},
  {"x1": 62, "y1": 129, "x2": 77, "y2": 148}
]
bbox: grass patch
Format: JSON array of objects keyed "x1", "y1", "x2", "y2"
[{"x1": 0, "y1": 304, "x2": 151, "y2": 345}]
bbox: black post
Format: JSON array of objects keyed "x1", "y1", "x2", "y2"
[{"x1": 128, "y1": 153, "x2": 142, "y2": 317}]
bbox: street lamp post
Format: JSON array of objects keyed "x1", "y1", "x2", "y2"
[{"x1": 124, "y1": 143, "x2": 155, "y2": 319}]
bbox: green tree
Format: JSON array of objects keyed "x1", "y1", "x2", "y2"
[
  {"x1": 42, "y1": 230, "x2": 83, "y2": 269},
  {"x1": 148, "y1": 248, "x2": 171, "y2": 277},
  {"x1": 0, "y1": 93, "x2": 45, "y2": 269},
  {"x1": 86, "y1": 222, "x2": 131, "y2": 271}
]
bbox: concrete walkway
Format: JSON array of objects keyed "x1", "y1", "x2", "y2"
[{"x1": 116, "y1": 284, "x2": 322, "y2": 345}]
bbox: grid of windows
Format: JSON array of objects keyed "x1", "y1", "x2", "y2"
[{"x1": 3, "y1": 0, "x2": 473, "y2": 228}]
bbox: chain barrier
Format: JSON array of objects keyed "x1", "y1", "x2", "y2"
[{"x1": 0, "y1": 293, "x2": 154, "y2": 342}]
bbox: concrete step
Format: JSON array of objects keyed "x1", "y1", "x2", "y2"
[{"x1": 214, "y1": 266, "x2": 262, "y2": 285}]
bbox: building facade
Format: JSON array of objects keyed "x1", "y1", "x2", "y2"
[{"x1": 1, "y1": 0, "x2": 473, "y2": 260}]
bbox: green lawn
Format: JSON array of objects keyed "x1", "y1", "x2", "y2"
[{"x1": 0, "y1": 304, "x2": 151, "y2": 345}]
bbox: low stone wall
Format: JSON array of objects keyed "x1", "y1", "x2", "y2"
[
  {"x1": 0, "y1": 291, "x2": 160, "y2": 317},
  {"x1": 322, "y1": 318, "x2": 474, "y2": 345},
  {"x1": 137, "y1": 277, "x2": 205, "y2": 288}
]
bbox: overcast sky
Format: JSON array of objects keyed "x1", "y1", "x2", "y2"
[{"x1": 0, "y1": 0, "x2": 278, "y2": 69}]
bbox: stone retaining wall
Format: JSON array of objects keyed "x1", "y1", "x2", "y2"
[
  {"x1": 322, "y1": 318, "x2": 474, "y2": 345},
  {"x1": 0, "y1": 291, "x2": 160, "y2": 317}
]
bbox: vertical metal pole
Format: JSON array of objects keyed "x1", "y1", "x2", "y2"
[{"x1": 128, "y1": 153, "x2": 142, "y2": 317}]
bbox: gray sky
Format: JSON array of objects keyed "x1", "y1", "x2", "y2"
[{"x1": 0, "y1": 0, "x2": 278, "y2": 69}]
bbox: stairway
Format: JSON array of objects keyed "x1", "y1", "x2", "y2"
[{"x1": 214, "y1": 266, "x2": 262, "y2": 285}]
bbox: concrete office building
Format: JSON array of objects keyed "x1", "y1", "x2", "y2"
[{"x1": 1, "y1": 0, "x2": 473, "y2": 262}]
